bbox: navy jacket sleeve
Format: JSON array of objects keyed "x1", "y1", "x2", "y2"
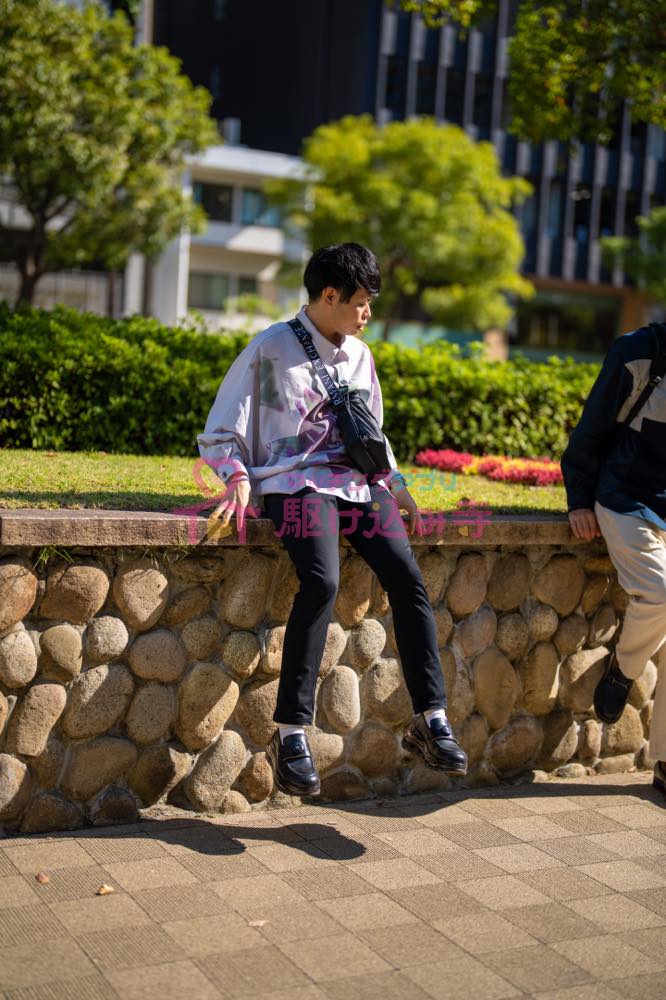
[{"x1": 561, "y1": 339, "x2": 634, "y2": 511}]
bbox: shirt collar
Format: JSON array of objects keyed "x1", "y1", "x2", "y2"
[{"x1": 297, "y1": 306, "x2": 351, "y2": 362}]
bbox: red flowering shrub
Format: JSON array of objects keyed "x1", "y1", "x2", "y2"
[{"x1": 416, "y1": 448, "x2": 563, "y2": 486}]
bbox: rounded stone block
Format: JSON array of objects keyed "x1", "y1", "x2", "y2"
[
  {"x1": 6, "y1": 683, "x2": 67, "y2": 757},
  {"x1": 434, "y1": 607, "x2": 454, "y2": 647},
  {"x1": 581, "y1": 575, "x2": 610, "y2": 615},
  {"x1": 221, "y1": 630, "x2": 260, "y2": 680},
  {"x1": 609, "y1": 580, "x2": 630, "y2": 613},
  {"x1": 268, "y1": 557, "x2": 300, "y2": 624},
  {"x1": 126, "y1": 682, "x2": 175, "y2": 746},
  {"x1": 182, "y1": 616, "x2": 224, "y2": 662},
  {"x1": 170, "y1": 556, "x2": 227, "y2": 586},
  {"x1": 63, "y1": 737, "x2": 138, "y2": 801},
  {"x1": 321, "y1": 665, "x2": 361, "y2": 733},
  {"x1": 456, "y1": 605, "x2": 497, "y2": 658},
  {"x1": 163, "y1": 586, "x2": 210, "y2": 626},
  {"x1": 602, "y1": 704, "x2": 644, "y2": 756},
  {"x1": 308, "y1": 729, "x2": 344, "y2": 774},
  {"x1": 128, "y1": 745, "x2": 192, "y2": 806},
  {"x1": 85, "y1": 616, "x2": 129, "y2": 666},
  {"x1": 40, "y1": 624, "x2": 82, "y2": 681},
  {"x1": 519, "y1": 642, "x2": 560, "y2": 716},
  {"x1": 320, "y1": 623, "x2": 348, "y2": 678},
  {"x1": 554, "y1": 615, "x2": 588, "y2": 657},
  {"x1": 113, "y1": 559, "x2": 170, "y2": 632},
  {"x1": 0, "y1": 691, "x2": 8, "y2": 736},
  {"x1": 349, "y1": 721, "x2": 400, "y2": 778},
  {"x1": 560, "y1": 647, "x2": 608, "y2": 714},
  {"x1": 238, "y1": 751, "x2": 274, "y2": 802},
  {"x1": 218, "y1": 554, "x2": 274, "y2": 629},
  {"x1": 418, "y1": 551, "x2": 449, "y2": 605},
  {"x1": 539, "y1": 710, "x2": 578, "y2": 771},
  {"x1": 629, "y1": 660, "x2": 658, "y2": 710},
  {"x1": 40, "y1": 562, "x2": 109, "y2": 624},
  {"x1": 88, "y1": 785, "x2": 139, "y2": 826},
  {"x1": 441, "y1": 648, "x2": 475, "y2": 727},
  {"x1": 532, "y1": 555, "x2": 585, "y2": 616},
  {"x1": 0, "y1": 753, "x2": 32, "y2": 821},
  {"x1": 370, "y1": 578, "x2": 390, "y2": 617},
  {"x1": 234, "y1": 678, "x2": 279, "y2": 746},
  {"x1": 361, "y1": 658, "x2": 412, "y2": 727},
  {"x1": 319, "y1": 767, "x2": 369, "y2": 801},
  {"x1": 222, "y1": 790, "x2": 251, "y2": 814},
  {"x1": 128, "y1": 629, "x2": 187, "y2": 684},
  {"x1": 488, "y1": 716, "x2": 543, "y2": 775},
  {"x1": 21, "y1": 792, "x2": 83, "y2": 834},
  {"x1": 335, "y1": 557, "x2": 372, "y2": 628},
  {"x1": 176, "y1": 662, "x2": 239, "y2": 752},
  {"x1": 0, "y1": 628, "x2": 38, "y2": 689},
  {"x1": 62, "y1": 663, "x2": 134, "y2": 740},
  {"x1": 473, "y1": 647, "x2": 519, "y2": 731},
  {"x1": 446, "y1": 553, "x2": 487, "y2": 618},
  {"x1": 578, "y1": 719, "x2": 602, "y2": 763},
  {"x1": 595, "y1": 753, "x2": 636, "y2": 775},
  {"x1": 263, "y1": 626, "x2": 286, "y2": 676},
  {"x1": 0, "y1": 558, "x2": 37, "y2": 633},
  {"x1": 346, "y1": 619, "x2": 387, "y2": 672},
  {"x1": 528, "y1": 603, "x2": 559, "y2": 641},
  {"x1": 185, "y1": 729, "x2": 246, "y2": 811},
  {"x1": 487, "y1": 553, "x2": 531, "y2": 612},
  {"x1": 589, "y1": 605, "x2": 617, "y2": 646},
  {"x1": 458, "y1": 713, "x2": 489, "y2": 766},
  {"x1": 406, "y1": 763, "x2": 451, "y2": 794},
  {"x1": 495, "y1": 613, "x2": 529, "y2": 662}
]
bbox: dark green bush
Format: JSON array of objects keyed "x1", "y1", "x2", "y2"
[{"x1": 0, "y1": 304, "x2": 599, "y2": 459}]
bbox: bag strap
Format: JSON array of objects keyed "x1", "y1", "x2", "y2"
[
  {"x1": 287, "y1": 318, "x2": 346, "y2": 410},
  {"x1": 622, "y1": 322, "x2": 666, "y2": 428}
]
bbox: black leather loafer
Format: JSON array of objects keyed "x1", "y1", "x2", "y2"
[
  {"x1": 402, "y1": 714, "x2": 468, "y2": 774},
  {"x1": 654, "y1": 761, "x2": 666, "y2": 795},
  {"x1": 266, "y1": 730, "x2": 320, "y2": 797},
  {"x1": 593, "y1": 651, "x2": 633, "y2": 724}
]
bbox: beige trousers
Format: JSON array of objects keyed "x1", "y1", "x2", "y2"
[{"x1": 595, "y1": 502, "x2": 666, "y2": 761}]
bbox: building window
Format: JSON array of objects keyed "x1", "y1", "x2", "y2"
[
  {"x1": 193, "y1": 182, "x2": 233, "y2": 223},
  {"x1": 473, "y1": 74, "x2": 493, "y2": 134},
  {"x1": 385, "y1": 54, "x2": 408, "y2": 116},
  {"x1": 444, "y1": 68, "x2": 464, "y2": 125},
  {"x1": 188, "y1": 272, "x2": 230, "y2": 310},
  {"x1": 573, "y1": 184, "x2": 592, "y2": 243},
  {"x1": 238, "y1": 276, "x2": 258, "y2": 296},
  {"x1": 416, "y1": 62, "x2": 437, "y2": 116},
  {"x1": 599, "y1": 187, "x2": 616, "y2": 238},
  {"x1": 212, "y1": 0, "x2": 226, "y2": 19},
  {"x1": 241, "y1": 188, "x2": 281, "y2": 227},
  {"x1": 624, "y1": 190, "x2": 641, "y2": 238}
]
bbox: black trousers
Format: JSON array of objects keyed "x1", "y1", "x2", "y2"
[{"x1": 262, "y1": 483, "x2": 447, "y2": 725}]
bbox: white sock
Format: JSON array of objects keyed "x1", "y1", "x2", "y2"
[
  {"x1": 423, "y1": 708, "x2": 447, "y2": 728},
  {"x1": 278, "y1": 724, "x2": 306, "y2": 743}
]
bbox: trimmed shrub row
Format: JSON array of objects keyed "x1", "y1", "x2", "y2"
[{"x1": 0, "y1": 304, "x2": 599, "y2": 459}]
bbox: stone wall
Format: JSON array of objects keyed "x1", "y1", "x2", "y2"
[{"x1": 0, "y1": 513, "x2": 656, "y2": 834}]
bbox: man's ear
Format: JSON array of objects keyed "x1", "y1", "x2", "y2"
[{"x1": 322, "y1": 286, "x2": 339, "y2": 307}]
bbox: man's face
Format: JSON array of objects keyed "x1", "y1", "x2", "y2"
[{"x1": 327, "y1": 287, "x2": 375, "y2": 336}]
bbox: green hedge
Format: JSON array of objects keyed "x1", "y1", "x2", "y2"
[{"x1": 0, "y1": 304, "x2": 599, "y2": 459}]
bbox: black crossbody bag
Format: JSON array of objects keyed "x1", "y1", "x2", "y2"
[
  {"x1": 620, "y1": 322, "x2": 666, "y2": 430},
  {"x1": 287, "y1": 318, "x2": 392, "y2": 476}
]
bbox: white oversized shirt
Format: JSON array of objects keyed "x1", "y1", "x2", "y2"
[{"x1": 198, "y1": 306, "x2": 399, "y2": 505}]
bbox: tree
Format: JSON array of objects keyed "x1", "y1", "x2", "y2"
[
  {"x1": 397, "y1": 0, "x2": 666, "y2": 145},
  {"x1": 601, "y1": 207, "x2": 666, "y2": 304},
  {"x1": 0, "y1": 0, "x2": 217, "y2": 305},
  {"x1": 267, "y1": 115, "x2": 532, "y2": 340}
]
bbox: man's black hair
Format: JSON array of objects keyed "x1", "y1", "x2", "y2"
[{"x1": 303, "y1": 243, "x2": 381, "y2": 302}]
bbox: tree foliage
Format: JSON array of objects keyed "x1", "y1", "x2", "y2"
[
  {"x1": 397, "y1": 0, "x2": 666, "y2": 145},
  {"x1": 601, "y1": 207, "x2": 666, "y2": 304},
  {"x1": 267, "y1": 115, "x2": 532, "y2": 338},
  {"x1": 0, "y1": 0, "x2": 217, "y2": 304}
]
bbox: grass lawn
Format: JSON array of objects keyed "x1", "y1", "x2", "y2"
[{"x1": 0, "y1": 450, "x2": 567, "y2": 516}]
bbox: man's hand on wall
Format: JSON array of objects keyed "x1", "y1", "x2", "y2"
[
  {"x1": 210, "y1": 479, "x2": 252, "y2": 534},
  {"x1": 569, "y1": 508, "x2": 600, "y2": 541},
  {"x1": 393, "y1": 486, "x2": 424, "y2": 537}
]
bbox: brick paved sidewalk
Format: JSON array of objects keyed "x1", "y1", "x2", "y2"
[{"x1": 0, "y1": 772, "x2": 665, "y2": 1000}]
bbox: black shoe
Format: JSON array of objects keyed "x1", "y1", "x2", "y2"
[
  {"x1": 266, "y1": 730, "x2": 320, "y2": 797},
  {"x1": 654, "y1": 761, "x2": 666, "y2": 795},
  {"x1": 402, "y1": 714, "x2": 468, "y2": 774},
  {"x1": 594, "y1": 651, "x2": 633, "y2": 724}
]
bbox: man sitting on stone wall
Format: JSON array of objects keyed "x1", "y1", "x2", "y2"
[
  {"x1": 562, "y1": 321, "x2": 666, "y2": 794},
  {"x1": 198, "y1": 243, "x2": 467, "y2": 796}
]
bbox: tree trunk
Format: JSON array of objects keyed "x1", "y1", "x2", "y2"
[
  {"x1": 381, "y1": 316, "x2": 395, "y2": 341},
  {"x1": 15, "y1": 238, "x2": 45, "y2": 307}
]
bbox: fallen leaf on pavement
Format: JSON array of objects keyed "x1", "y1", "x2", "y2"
[
  {"x1": 96, "y1": 884, "x2": 115, "y2": 896},
  {"x1": 35, "y1": 873, "x2": 50, "y2": 884},
  {"x1": 248, "y1": 920, "x2": 267, "y2": 928}
]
